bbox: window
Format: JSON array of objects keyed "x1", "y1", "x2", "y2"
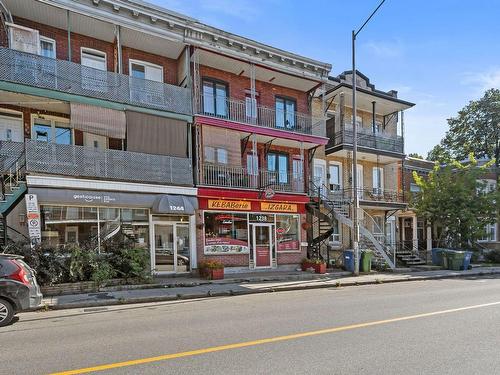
[
  {"x1": 479, "y1": 223, "x2": 497, "y2": 242},
  {"x1": 39, "y1": 37, "x2": 56, "y2": 58},
  {"x1": 276, "y1": 214, "x2": 300, "y2": 251},
  {"x1": 410, "y1": 183, "x2": 421, "y2": 193},
  {"x1": 372, "y1": 167, "x2": 384, "y2": 195},
  {"x1": 330, "y1": 219, "x2": 340, "y2": 243},
  {"x1": 374, "y1": 120, "x2": 382, "y2": 134},
  {"x1": 204, "y1": 146, "x2": 215, "y2": 163},
  {"x1": 81, "y1": 48, "x2": 107, "y2": 92},
  {"x1": 204, "y1": 212, "x2": 249, "y2": 254},
  {"x1": 329, "y1": 163, "x2": 342, "y2": 191},
  {"x1": 245, "y1": 96, "x2": 257, "y2": 120},
  {"x1": 217, "y1": 148, "x2": 228, "y2": 164},
  {"x1": 203, "y1": 79, "x2": 228, "y2": 117},
  {"x1": 275, "y1": 97, "x2": 296, "y2": 129},
  {"x1": 247, "y1": 153, "x2": 259, "y2": 175},
  {"x1": 204, "y1": 146, "x2": 228, "y2": 164},
  {"x1": 130, "y1": 60, "x2": 163, "y2": 82},
  {"x1": 33, "y1": 117, "x2": 72, "y2": 145},
  {"x1": 267, "y1": 152, "x2": 289, "y2": 184}
]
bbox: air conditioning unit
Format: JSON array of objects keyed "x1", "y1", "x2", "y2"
[{"x1": 6, "y1": 22, "x2": 40, "y2": 54}]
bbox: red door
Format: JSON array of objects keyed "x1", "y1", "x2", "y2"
[{"x1": 254, "y1": 225, "x2": 272, "y2": 267}]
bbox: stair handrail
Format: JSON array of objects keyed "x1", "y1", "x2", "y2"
[{"x1": 1, "y1": 150, "x2": 26, "y2": 201}]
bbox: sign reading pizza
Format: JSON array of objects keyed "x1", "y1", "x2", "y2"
[
  {"x1": 260, "y1": 202, "x2": 297, "y2": 213},
  {"x1": 207, "y1": 199, "x2": 251, "y2": 211}
]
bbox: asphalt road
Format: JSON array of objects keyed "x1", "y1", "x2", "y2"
[{"x1": 2, "y1": 275, "x2": 500, "y2": 375}]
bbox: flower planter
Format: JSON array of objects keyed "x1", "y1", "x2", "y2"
[
  {"x1": 301, "y1": 262, "x2": 326, "y2": 274},
  {"x1": 200, "y1": 268, "x2": 224, "y2": 280}
]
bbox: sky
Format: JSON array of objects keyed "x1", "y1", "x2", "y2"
[{"x1": 148, "y1": 0, "x2": 500, "y2": 157}]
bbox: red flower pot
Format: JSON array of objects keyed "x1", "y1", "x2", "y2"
[
  {"x1": 313, "y1": 263, "x2": 326, "y2": 274},
  {"x1": 209, "y1": 268, "x2": 224, "y2": 280}
]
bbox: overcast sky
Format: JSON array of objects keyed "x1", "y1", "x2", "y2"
[{"x1": 150, "y1": 0, "x2": 500, "y2": 157}]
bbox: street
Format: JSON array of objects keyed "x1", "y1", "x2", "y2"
[{"x1": 2, "y1": 276, "x2": 500, "y2": 375}]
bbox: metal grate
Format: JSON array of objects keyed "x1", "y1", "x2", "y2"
[
  {"x1": 24, "y1": 140, "x2": 193, "y2": 185},
  {"x1": 0, "y1": 141, "x2": 24, "y2": 172},
  {"x1": 0, "y1": 47, "x2": 192, "y2": 116}
]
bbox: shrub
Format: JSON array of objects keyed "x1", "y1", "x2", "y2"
[
  {"x1": 301, "y1": 258, "x2": 325, "y2": 265},
  {"x1": 109, "y1": 246, "x2": 151, "y2": 282},
  {"x1": 484, "y1": 250, "x2": 500, "y2": 264},
  {"x1": 91, "y1": 257, "x2": 117, "y2": 288},
  {"x1": 199, "y1": 260, "x2": 224, "y2": 270}
]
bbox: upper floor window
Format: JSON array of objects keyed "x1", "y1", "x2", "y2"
[
  {"x1": 81, "y1": 48, "x2": 107, "y2": 92},
  {"x1": 329, "y1": 163, "x2": 342, "y2": 191},
  {"x1": 203, "y1": 79, "x2": 228, "y2": 117},
  {"x1": 33, "y1": 117, "x2": 72, "y2": 145},
  {"x1": 245, "y1": 95, "x2": 257, "y2": 120},
  {"x1": 267, "y1": 152, "x2": 289, "y2": 184},
  {"x1": 275, "y1": 97, "x2": 296, "y2": 129},
  {"x1": 39, "y1": 37, "x2": 56, "y2": 59},
  {"x1": 372, "y1": 167, "x2": 384, "y2": 195},
  {"x1": 204, "y1": 146, "x2": 228, "y2": 165},
  {"x1": 81, "y1": 48, "x2": 106, "y2": 71},
  {"x1": 374, "y1": 120, "x2": 382, "y2": 134},
  {"x1": 130, "y1": 60, "x2": 163, "y2": 82}
]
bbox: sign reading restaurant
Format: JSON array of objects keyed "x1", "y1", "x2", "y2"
[{"x1": 207, "y1": 200, "x2": 251, "y2": 211}]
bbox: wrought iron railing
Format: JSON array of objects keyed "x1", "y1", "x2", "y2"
[
  {"x1": 201, "y1": 163, "x2": 305, "y2": 193},
  {"x1": 21, "y1": 140, "x2": 193, "y2": 185},
  {"x1": 195, "y1": 94, "x2": 324, "y2": 136},
  {"x1": 329, "y1": 128, "x2": 404, "y2": 154},
  {"x1": 329, "y1": 187, "x2": 406, "y2": 204},
  {"x1": 0, "y1": 47, "x2": 192, "y2": 115}
]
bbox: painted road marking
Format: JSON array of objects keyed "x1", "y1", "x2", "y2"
[{"x1": 50, "y1": 301, "x2": 500, "y2": 375}]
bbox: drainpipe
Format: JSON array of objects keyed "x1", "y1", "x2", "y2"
[
  {"x1": 372, "y1": 101, "x2": 376, "y2": 133},
  {"x1": 66, "y1": 10, "x2": 71, "y2": 61},
  {"x1": 115, "y1": 25, "x2": 122, "y2": 74}
]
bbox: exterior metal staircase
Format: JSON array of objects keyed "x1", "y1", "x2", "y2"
[
  {"x1": 308, "y1": 181, "x2": 396, "y2": 270},
  {"x1": 0, "y1": 151, "x2": 27, "y2": 247}
]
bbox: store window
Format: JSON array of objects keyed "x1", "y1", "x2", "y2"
[
  {"x1": 41, "y1": 206, "x2": 149, "y2": 251},
  {"x1": 276, "y1": 214, "x2": 300, "y2": 251},
  {"x1": 204, "y1": 212, "x2": 249, "y2": 254}
]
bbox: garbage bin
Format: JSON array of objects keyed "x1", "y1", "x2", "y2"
[
  {"x1": 449, "y1": 251, "x2": 466, "y2": 271},
  {"x1": 360, "y1": 251, "x2": 374, "y2": 273},
  {"x1": 441, "y1": 250, "x2": 451, "y2": 269},
  {"x1": 462, "y1": 251, "x2": 473, "y2": 270},
  {"x1": 343, "y1": 250, "x2": 355, "y2": 272},
  {"x1": 431, "y1": 248, "x2": 445, "y2": 266}
]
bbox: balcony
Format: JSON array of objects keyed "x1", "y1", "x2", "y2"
[
  {"x1": 201, "y1": 164, "x2": 305, "y2": 193},
  {"x1": 0, "y1": 140, "x2": 193, "y2": 186},
  {"x1": 329, "y1": 129, "x2": 404, "y2": 154},
  {"x1": 331, "y1": 187, "x2": 406, "y2": 205},
  {"x1": 195, "y1": 94, "x2": 321, "y2": 136},
  {"x1": 0, "y1": 47, "x2": 191, "y2": 116}
]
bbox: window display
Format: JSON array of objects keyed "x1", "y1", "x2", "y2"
[
  {"x1": 276, "y1": 214, "x2": 300, "y2": 251},
  {"x1": 204, "y1": 212, "x2": 249, "y2": 254}
]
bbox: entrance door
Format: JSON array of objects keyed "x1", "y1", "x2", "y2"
[
  {"x1": 253, "y1": 224, "x2": 273, "y2": 268},
  {"x1": 153, "y1": 223, "x2": 190, "y2": 273}
]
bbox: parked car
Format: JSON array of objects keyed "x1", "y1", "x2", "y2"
[{"x1": 0, "y1": 254, "x2": 43, "y2": 327}]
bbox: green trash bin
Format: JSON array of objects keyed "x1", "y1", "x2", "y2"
[
  {"x1": 441, "y1": 250, "x2": 450, "y2": 269},
  {"x1": 360, "y1": 251, "x2": 374, "y2": 272},
  {"x1": 449, "y1": 251, "x2": 465, "y2": 271}
]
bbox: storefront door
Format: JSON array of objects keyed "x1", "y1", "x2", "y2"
[
  {"x1": 153, "y1": 223, "x2": 191, "y2": 273},
  {"x1": 252, "y1": 224, "x2": 273, "y2": 268}
]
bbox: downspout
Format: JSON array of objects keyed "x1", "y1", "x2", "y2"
[{"x1": 66, "y1": 10, "x2": 71, "y2": 61}]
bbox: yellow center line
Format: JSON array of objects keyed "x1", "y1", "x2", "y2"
[{"x1": 50, "y1": 301, "x2": 500, "y2": 375}]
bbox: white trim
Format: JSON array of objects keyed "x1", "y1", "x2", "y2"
[
  {"x1": 31, "y1": 114, "x2": 73, "y2": 144},
  {"x1": 328, "y1": 160, "x2": 343, "y2": 190},
  {"x1": 252, "y1": 223, "x2": 274, "y2": 269},
  {"x1": 39, "y1": 36, "x2": 56, "y2": 58},
  {"x1": 26, "y1": 175, "x2": 198, "y2": 196},
  {"x1": 80, "y1": 47, "x2": 107, "y2": 69}
]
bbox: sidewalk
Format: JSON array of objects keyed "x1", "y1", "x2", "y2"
[{"x1": 41, "y1": 267, "x2": 500, "y2": 310}]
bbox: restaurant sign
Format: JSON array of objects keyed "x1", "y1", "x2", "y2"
[
  {"x1": 260, "y1": 202, "x2": 297, "y2": 213},
  {"x1": 208, "y1": 200, "x2": 251, "y2": 211}
]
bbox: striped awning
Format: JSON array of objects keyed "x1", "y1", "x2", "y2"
[{"x1": 70, "y1": 103, "x2": 126, "y2": 139}]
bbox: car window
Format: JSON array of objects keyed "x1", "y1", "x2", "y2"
[{"x1": 0, "y1": 259, "x2": 18, "y2": 277}]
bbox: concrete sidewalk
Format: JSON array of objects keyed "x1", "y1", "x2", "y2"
[{"x1": 41, "y1": 267, "x2": 500, "y2": 310}]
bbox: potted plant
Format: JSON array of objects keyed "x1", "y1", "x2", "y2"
[
  {"x1": 301, "y1": 258, "x2": 327, "y2": 274},
  {"x1": 198, "y1": 260, "x2": 224, "y2": 280}
]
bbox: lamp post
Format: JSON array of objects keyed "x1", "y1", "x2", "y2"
[{"x1": 351, "y1": 0, "x2": 386, "y2": 275}]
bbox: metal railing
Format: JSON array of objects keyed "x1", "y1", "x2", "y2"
[
  {"x1": 0, "y1": 47, "x2": 192, "y2": 115},
  {"x1": 195, "y1": 94, "x2": 323, "y2": 136},
  {"x1": 331, "y1": 187, "x2": 405, "y2": 204},
  {"x1": 201, "y1": 163, "x2": 305, "y2": 193},
  {"x1": 22, "y1": 140, "x2": 193, "y2": 185},
  {"x1": 329, "y1": 129, "x2": 404, "y2": 154}
]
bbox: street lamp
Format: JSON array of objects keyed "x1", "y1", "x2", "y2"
[{"x1": 352, "y1": 0, "x2": 386, "y2": 275}]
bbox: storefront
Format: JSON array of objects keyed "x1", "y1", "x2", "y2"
[
  {"x1": 197, "y1": 188, "x2": 308, "y2": 271},
  {"x1": 28, "y1": 187, "x2": 197, "y2": 275}
]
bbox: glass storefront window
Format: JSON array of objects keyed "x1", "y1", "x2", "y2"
[
  {"x1": 204, "y1": 212, "x2": 249, "y2": 254},
  {"x1": 276, "y1": 214, "x2": 300, "y2": 252}
]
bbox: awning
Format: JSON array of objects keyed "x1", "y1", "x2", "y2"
[
  {"x1": 152, "y1": 195, "x2": 197, "y2": 214},
  {"x1": 28, "y1": 188, "x2": 197, "y2": 214},
  {"x1": 70, "y1": 103, "x2": 126, "y2": 139}
]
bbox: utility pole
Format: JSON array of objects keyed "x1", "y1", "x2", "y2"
[{"x1": 351, "y1": 0, "x2": 386, "y2": 275}]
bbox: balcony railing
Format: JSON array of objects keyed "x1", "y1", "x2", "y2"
[
  {"x1": 0, "y1": 140, "x2": 193, "y2": 185},
  {"x1": 195, "y1": 94, "x2": 322, "y2": 136},
  {"x1": 330, "y1": 187, "x2": 405, "y2": 204},
  {"x1": 201, "y1": 163, "x2": 305, "y2": 193},
  {"x1": 329, "y1": 127, "x2": 404, "y2": 154},
  {"x1": 0, "y1": 47, "x2": 192, "y2": 115}
]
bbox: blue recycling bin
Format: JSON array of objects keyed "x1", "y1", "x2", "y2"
[
  {"x1": 343, "y1": 250, "x2": 355, "y2": 272},
  {"x1": 431, "y1": 248, "x2": 445, "y2": 266},
  {"x1": 462, "y1": 251, "x2": 473, "y2": 270}
]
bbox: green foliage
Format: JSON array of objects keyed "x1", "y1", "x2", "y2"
[
  {"x1": 198, "y1": 260, "x2": 224, "y2": 270},
  {"x1": 427, "y1": 88, "x2": 500, "y2": 165},
  {"x1": 109, "y1": 247, "x2": 151, "y2": 282},
  {"x1": 408, "y1": 152, "x2": 425, "y2": 159},
  {"x1": 485, "y1": 250, "x2": 500, "y2": 264},
  {"x1": 412, "y1": 155, "x2": 499, "y2": 249},
  {"x1": 91, "y1": 257, "x2": 117, "y2": 287}
]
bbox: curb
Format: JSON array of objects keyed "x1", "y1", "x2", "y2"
[{"x1": 43, "y1": 269, "x2": 500, "y2": 311}]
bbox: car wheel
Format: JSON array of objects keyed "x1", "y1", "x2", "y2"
[{"x1": 0, "y1": 299, "x2": 15, "y2": 327}]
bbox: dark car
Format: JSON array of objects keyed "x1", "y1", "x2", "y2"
[{"x1": 0, "y1": 254, "x2": 43, "y2": 327}]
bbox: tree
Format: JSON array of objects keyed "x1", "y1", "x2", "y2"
[
  {"x1": 427, "y1": 89, "x2": 499, "y2": 166},
  {"x1": 412, "y1": 155, "x2": 498, "y2": 249},
  {"x1": 408, "y1": 152, "x2": 424, "y2": 159}
]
